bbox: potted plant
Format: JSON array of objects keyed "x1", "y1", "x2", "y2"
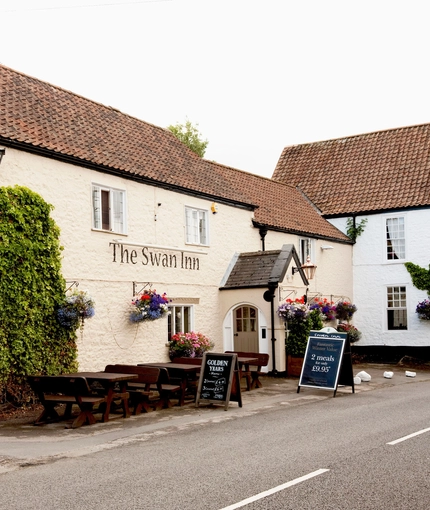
[
  {"x1": 129, "y1": 289, "x2": 169, "y2": 322},
  {"x1": 168, "y1": 331, "x2": 214, "y2": 360},
  {"x1": 278, "y1": 298, "x2": 315, "y2": 376},
  {"x1": 416, "y1": 299, "x2": 430, "y2": 320}
]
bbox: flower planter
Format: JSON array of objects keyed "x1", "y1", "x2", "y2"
[{"x1": 287, "y1": 355, "x2": 304, "y2": 377}]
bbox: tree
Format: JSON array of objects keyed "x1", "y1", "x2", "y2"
[{"x1": 167, "y1": 118, "x2": 208, "y2": 157}]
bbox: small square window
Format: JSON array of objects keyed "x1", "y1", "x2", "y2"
[
  {"x1": 185, "y1": 207, "x2": 208, "y2": 245},
  {"x1": 92, "y1": 185, "x2": 126, "y2": 234},
  {"x1": 168, "y1": 305, "x2": 193, "y2": 340}
]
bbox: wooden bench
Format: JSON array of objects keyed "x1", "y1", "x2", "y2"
[
  {"x1": 225, "y1": 351, "x2": 270, "y2": 389},
  {"x1": 28, "y1": 375, "x2": 108, "y2": 428},
  {"x1": 150, "y1": 367, "x2": 183, "y2": 409},
  {"x1": 105, "y1": 364, "x2": 161, "y2": 415}
]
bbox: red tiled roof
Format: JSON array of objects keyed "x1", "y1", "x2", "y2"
[
  {"x1": 272, "y1": 126, "x2": 430, "y2": 216},
  {"x1": 0, "y1": 64, "x2": 349, "y2": 242}
]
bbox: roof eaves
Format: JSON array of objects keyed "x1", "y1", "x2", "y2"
[
  {"x1": 0, "y1": 137, "x2": 258, "y2": 211},
  {"x1": 252, "y1": 221, "x2": 353, "y2": 244}
]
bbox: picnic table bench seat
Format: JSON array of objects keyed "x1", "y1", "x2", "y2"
[
  {"x1": 28, "y1": 375, "x2": 109, "y2": 428},
  {"x1": 149, "y1": 367, "x2": 183, "y2": 409},
  {"x1": 105, "y1": 364, "x2": 161, "y2": 415},
  {"x1": 170, "y1": 357, "x2": 202, "y2": 397},
  {"x1": 225, "y1": 351, "x2": 270, "y2": 389}
]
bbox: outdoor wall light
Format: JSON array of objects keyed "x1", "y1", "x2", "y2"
[
  {"x1": 292, "y1": 256, "x2": 317, "y2": 280},
  {"x1": 321, "y1": 245, "x2": 334, "y2": 250},
  {"x1": 0, "y1": 148, "x2": 5, "y2": 165}
]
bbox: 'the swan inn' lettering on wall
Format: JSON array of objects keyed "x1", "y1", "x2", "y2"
[{"x1": 110, "y1": 243, "x2": 200, "y2": 271}]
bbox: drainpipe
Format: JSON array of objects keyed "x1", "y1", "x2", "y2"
[
  {"x1": 259, "y1": 227, "x2": 268, "y2": 252},
  {"x1": 264, "y1": 282, "x2": 278, "y2": 376}
]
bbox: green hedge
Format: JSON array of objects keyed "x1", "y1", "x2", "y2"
[{"x1": 0, "y1": 186, "x2": 77, "y2": 406}]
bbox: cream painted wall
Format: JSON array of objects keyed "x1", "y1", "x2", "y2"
[
  {"x1": 2, "y1": 149, "x2": 260, "y2": 369},
  {"x1": 264, "y1": 229, "x2": 353, "y2": 304}
]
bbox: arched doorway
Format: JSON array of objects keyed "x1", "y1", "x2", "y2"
[{"x1": 233, "y1": 305, "x2": 259, "y2": 351}]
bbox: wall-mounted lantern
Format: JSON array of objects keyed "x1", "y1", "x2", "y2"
[{"x1": 292, "y1": 256, "x2": 317, "y2": 280}]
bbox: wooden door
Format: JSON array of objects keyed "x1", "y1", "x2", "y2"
[{"x1": 233, "y1": 306, "x2": 258, "y2": 351}]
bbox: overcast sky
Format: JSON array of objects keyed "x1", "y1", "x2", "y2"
[{"x1": 1, "y1": 0, "x2": 430, "y2": 178}]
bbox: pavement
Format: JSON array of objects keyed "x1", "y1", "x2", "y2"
[{"x1": 1, "y1": 363, "x2": 430, "y2": 474}]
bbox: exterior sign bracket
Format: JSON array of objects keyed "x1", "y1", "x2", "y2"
[{"x1": 132, "y1": 281, "x2": 153, "y2": 296}]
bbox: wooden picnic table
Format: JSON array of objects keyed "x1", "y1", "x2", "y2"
[
  {"x1": 63, "y1": 371, "x2": 138, "y2": 422},
  {"x1": 138, "y1": 362, "x2": 201, "y2": 406},
  {"x1": 236, "y1": 357, "x2": 259, "y2": 391}
]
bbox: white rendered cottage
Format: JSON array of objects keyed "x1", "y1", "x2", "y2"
[{"x1": 273, "y1": 125, "x2": 430, "y2": 358}]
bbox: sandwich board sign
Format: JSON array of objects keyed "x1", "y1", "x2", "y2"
[
  {"x1": 195, "y1": 352, "x2": 242, "y2": 410},
  {"x1": 298, "y1": 327, "x2": 354, "y2": 397}
]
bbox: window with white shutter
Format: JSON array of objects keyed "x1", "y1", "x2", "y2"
[
  {"x1": 92, "y1": 184, "x2": 126, "y2": 234},
  {"x1": 185, "y1": 206, "x2": 208, "y2": 245}
]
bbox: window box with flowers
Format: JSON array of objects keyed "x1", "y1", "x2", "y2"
[
  {"x1": 129, "y1": 290, "x2": 169, "y2": 323},
  {"x1": 168, "y1": 332, "x2": 214, "y2": 359}
]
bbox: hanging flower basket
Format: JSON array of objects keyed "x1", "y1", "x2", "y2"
[
  {"x1": 129, "y1": 289, "x2": 169, "y2": 323},
  {"x1": 168, "y1": 332, "x2": 214, "y2": 359},
  {"x1": 57, "y1": 290, "x2": 95, "y2": 330},
  {"x1": 416, "y1": 299, "x2": 430, "y2": 320},
  {"x1": 277, "y1": 297, "x2": 309, "y2": 323},
  {"x1": 335, "y1": 301, "x2": 357, "y2": 322},
  {"x1": 337, "y1": 323, "x2": 362, "y2": 343},
  {"x1": 309, "y1": 298, "x2": 337, "y2": 322}
]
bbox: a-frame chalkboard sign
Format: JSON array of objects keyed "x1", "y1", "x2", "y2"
[
  {"x1": 297, "y1": 327, "x2": 355, "y2": 397},
  {"x1": 195, "y1": 352, "x2": 242, "y2": 410}
]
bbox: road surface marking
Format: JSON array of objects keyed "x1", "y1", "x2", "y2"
[
  {"x1": 387, "y1": 426, "x2": 430, "y2": 445},
  {"x1": 219, "y1": 468, "x2": 330, "y2": 510}
]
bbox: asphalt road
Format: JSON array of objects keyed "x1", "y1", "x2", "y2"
[{"x1": 1, "y1": 366, "x2": 430, "y2": 509}]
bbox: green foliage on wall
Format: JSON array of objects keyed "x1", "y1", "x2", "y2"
[
  {"x1": 404, "y1": 262, "x2": 430, "y2": 295},
  {"x1": 346, "y1": 217, "x2": 368, "y2": 242},
  {"x1": 0, "y1": 186, "x2": 77, "y2": 405}
]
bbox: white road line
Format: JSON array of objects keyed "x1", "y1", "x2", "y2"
[
  {"x1": 387, "y1": 426, "x2": 430, "y2": 445},
  {"x1": 218, "y1": 468, "x2": 330, "y2": 510}
]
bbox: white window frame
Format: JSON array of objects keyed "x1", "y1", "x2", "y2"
[
  {"x1": 185, "y1": 206, "x2": 209, "y2": 246},
  {"x1": 92, "y1": 184, "x2": 126, "y2": 234},
  {"x1": 168, "y1": 304, "x2": 194, "y2": 340},
  {"x1": 385, "y1": 215, "x2": 405, "y2": 262},
  {"x1": 386, "y1": 285, "x2": 408, "y2": 330},
  {"x1": 299, "y1": 238, "x2": 314, "y2": 265}
]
